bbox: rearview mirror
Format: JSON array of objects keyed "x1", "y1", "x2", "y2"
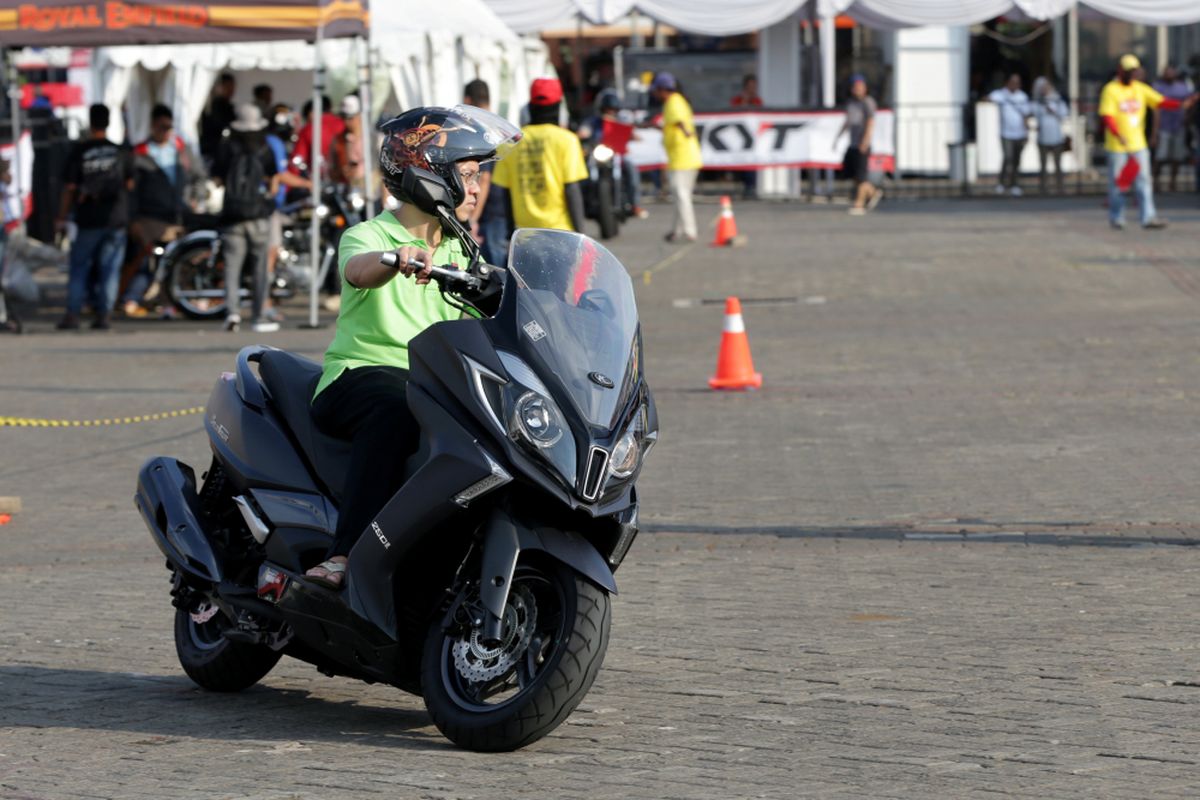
[{"x1": 400, "y1": 167, "x2": 455, "y2": 212}]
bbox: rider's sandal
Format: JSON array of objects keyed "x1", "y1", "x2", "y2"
[{"x1": 305, "y1": 559, "x2": 347, "y2": 590}]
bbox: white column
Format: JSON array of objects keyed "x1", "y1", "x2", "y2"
[
  {"x1": 1156, "y1": 26, "x2": 1169, "y2": 75},
  {"x1": 307, "y1": 27, "x2": 325, "y2": 329},
  {"x1": 820, "y1": 12, "x2": 836, "y2": 109},
  {"x1": 356, "y1": 35, "x2": 375, "y2": 212},
  {"x1": 756, "y1": 10, "x2": 802, "y2": 199}
]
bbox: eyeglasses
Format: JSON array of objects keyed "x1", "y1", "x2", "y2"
[{"x1": 458, "y1": 168, "x2": 481, "y2": 187}]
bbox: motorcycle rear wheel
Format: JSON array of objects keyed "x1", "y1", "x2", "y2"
[
  {"x1": 421, "y1": 558, "x2": 611, "y2": 751},
  {"x1": 173, "y1": 605, "x2": 281, "y2": 692},
  {"x1": 165, "y1": 236, "x2": 229, "y2": 320}
]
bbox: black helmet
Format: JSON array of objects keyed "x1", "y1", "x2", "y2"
[{"x1": 379, "y1": 105, "x2": 521, "y2": 213}]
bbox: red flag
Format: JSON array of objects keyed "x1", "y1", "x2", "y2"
[{"x1": 1115, "y1": 156, "x2": 1139, "y2": 191}]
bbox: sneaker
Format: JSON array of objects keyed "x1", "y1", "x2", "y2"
[
  {"x1": 320, "y1": 295, "x2": 342, "y2": 312},
  {"x1": 1109, "y1": 219, "x2": 1126, "y2": 230},
  {"x1": 251, "y1": 319, "x2": 280, "y2": 333},
  {"x1": 121, "y1": 301, "x2": 149, "y2": 319},
  {"x1": 994, "y1": 184, "x2": 1006, "y2": 195},
  {"x1": 866, "y1": 187, "x2": 884, "y2": 211},
  {"x1": 632, "y1": 206, "x2": 649, "y2": 220},
  {"x1": 55, "y1": 314, "x2": 81, "y2": 330},
  {"x1": 1142, "y1": 218, "x2": 1168, "y2": 230},
  {"x1": 224, "y1": 313, "x2": 241, "y2": 332},
  {"x1": 91, "y1": 315, "x2": 111, "y2": 330},
  {"x1": 848, "y1": 207, "x2": 866, "y2": 216},
  {"x1": 1010, "y1": 185, "x2": 1023, "y2": 197}
]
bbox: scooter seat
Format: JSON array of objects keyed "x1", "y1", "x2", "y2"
[{"x1": 257, "y1": 350, "x2": 350, "y2": 501}]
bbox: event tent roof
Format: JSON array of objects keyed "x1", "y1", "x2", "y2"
[
  {"x1": 0, "y1": 0, "x2": 368, "y2": 46},
  {"x1": 484, "y1": 0, "x2": 1200, "y2": 35}
]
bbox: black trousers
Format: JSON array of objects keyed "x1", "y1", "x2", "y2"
[{"x1": 311, "y1": 365, "x2": 418, "y2": 559}]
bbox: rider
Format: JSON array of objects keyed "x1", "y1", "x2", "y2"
[{"x1": 304, "y1": 105, "x2": 522, "y2": 590}]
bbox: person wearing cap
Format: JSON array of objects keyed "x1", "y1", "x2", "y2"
[
  {"x1": 329, "y1": 94, "x2": 365, "y2": 190},
  {"x1": 650, "y1": 71, "x2": 702, "y2": 243},
  {"x1": 493, "y1": 77, "x2": 588, "y2": 234},
  {"x1": 210, "y1": 103, "x2": 281, "y2": 332},
  {"x1": 837, "y1": 74, "x2": 882, "y2": 215},
  {"x1": 1099, "y1": 54, "x2": 1198, "y2": 230}
]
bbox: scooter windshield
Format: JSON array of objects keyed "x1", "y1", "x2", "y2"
[{"x1": 507, "y1": 229, "x2": 639, "y2": 431}]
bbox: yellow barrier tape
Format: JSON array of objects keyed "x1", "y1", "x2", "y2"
[{"x1": 0, "y1": 406, "x2": 206, "y2": 428}]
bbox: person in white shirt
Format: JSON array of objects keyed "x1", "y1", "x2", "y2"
[
  {"x1": 988, "y1": 74, "x2": 1031, "y2": 196},
  {"x1": 1030, "y1": 77, "x2": 1069, "y2": 194}
]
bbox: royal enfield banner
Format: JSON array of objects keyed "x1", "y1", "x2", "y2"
[
  {"x1": 627, "y1": 110, "x2": 896, "y2": 173},
  {"x1": 0, "y1": 0, "x2": 368, "y2": 47}
]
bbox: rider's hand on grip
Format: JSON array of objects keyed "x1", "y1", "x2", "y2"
[{"x1": 381, "y1": 246, "x2": 433, "y2": 284}]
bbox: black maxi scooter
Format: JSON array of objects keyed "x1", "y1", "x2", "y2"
[{"x1": 134, "y1": 168, "x2": 657, "y2": 751}]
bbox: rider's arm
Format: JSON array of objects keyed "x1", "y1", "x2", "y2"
[
  {"x1": 343, "y1": 245, "x2": 433, "y2": 290},
  {"x1": 564, "y1": 182, "x2": 585, "y2": 233}
]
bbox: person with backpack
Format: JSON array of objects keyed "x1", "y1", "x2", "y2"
[
  {"x1": 55, "y1": 103, "x2": 134, "y2": 331},
  {"x1": 211, "y1": 103, "x2": 280, "y2": 332}
]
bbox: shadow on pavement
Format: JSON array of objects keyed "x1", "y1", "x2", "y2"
[
  {"x1": 644, "y1": 522, "x2": 1200, "y2": 548},
  {"x1": 0, "y1": 665, "x2": 445, "y2": 749}
]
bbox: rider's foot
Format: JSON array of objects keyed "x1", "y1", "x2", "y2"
[{"x1": 305, "y1": 557, "x2": 348, "y2": 590}]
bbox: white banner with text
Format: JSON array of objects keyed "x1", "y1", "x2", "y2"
[{"x1": 625, "y1": 110, "x2": 895, "y2": 173}]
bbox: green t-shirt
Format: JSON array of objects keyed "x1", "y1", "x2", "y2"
[{"x1": 313, "y1": 211, "x2": 467, "y2": 398}]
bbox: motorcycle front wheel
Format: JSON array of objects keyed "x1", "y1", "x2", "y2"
[{"x1": 421, "y1": 557, "x2": 611, "y2": 751}]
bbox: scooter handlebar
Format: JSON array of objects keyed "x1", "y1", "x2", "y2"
[{"x1": 378, "y1": 252, "x2": 482, "y2": 290}]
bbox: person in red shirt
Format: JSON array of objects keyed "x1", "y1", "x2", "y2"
[
  {"x1": 731, "y1": 75, "x2": 762, "y2": 108},
  {"x1": 289, "y1": 96, "x2": 345, "y2": 180},
  {"x1": 730, "y1": 75, "x2": 762, "y2": 198}
]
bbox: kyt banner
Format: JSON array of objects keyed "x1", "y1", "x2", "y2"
[
  {"x1": 627, "y1": 110, "x2": 896, "y2": 173},
  {"x1": 0, "y1": 0, "x2": 368, "y2": 46}
]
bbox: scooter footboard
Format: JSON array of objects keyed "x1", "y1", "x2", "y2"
[{"x1": 134, "y1": 457, "x2": 223, "y2": 584}]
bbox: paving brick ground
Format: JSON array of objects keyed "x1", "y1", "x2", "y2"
[{"x1": 3, "y1": 194, "x2": 1200, "y2": 798}]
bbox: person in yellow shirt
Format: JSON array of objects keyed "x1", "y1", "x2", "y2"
[
  {"x1": 1099, "y1": 54, "x2": 1197, "y2": 230},
  {"x1": 652, "y1": 72, "x2": 703, "y2": 243},
  {"x1": 493, "y1": 78, "x2": 587, "y2": 235}
]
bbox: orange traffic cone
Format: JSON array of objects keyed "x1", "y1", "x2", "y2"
[
  {"x1": 711, "y1": 195, "x2": 743, "y2": 247},
  {"x1": 709, "y1": 297, "x2": 762, "y2": 390}
]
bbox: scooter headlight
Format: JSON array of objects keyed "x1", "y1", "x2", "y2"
[
  {"x1": 511, "y1": 391, "x2": 564, "y2": 448},
  {"x1": 593, "y1": 144, "x2": 615, "y2": 164},
  {"x1": 608, "y1": 429, "x2": 640, "y2": 478}
]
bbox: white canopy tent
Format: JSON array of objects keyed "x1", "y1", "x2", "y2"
[
  {"x1": 485, "y1": 0, "x2": 1200, "y2": 33},
  {"x1": 95, "y1": 0, "x2": 553, "y2": 146}
]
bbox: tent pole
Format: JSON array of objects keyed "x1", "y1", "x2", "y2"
[
  {"x1": 6, "y1": 48, "x2": 21, "y2": 230},
  {"x1": 306, "y1": 26, "x2": 325, "y2": 329},
  {"x1": 356, "y1": 34, "x2": 375, "y2": 213},
  {"x1": 1067, "y1": 5, "x2": 1080, "y2": 190},
  {"x1": 1156, "y1": 26, "x2": 1168, "y2": 75}
]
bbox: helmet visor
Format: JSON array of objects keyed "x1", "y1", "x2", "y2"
[{"x1": 448, "y1": 104, "x2": 522, "y2": 164}]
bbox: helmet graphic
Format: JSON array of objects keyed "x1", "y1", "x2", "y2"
[{"x1": 378, "y1": 105, "x2": 521, "y2": 213}]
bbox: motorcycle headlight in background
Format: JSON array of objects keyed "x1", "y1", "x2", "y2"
[
  {"x1": 348, "y1": 192, "x2": 366, "y2": 211},
  {"x1": 593, "y1": 144, "x2": 615, "y2": 164},
  {"x1": 314, "y1": 203, "x2": 330, "y2": 219}
]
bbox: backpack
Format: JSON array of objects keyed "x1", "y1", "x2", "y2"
[{"x1": 221, "y1": 138, "x2": 271, "y2": 221}]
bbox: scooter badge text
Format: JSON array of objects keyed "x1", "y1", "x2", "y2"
[{"x1": 371, "y1": 520, "x2": 391, "y2": 549}]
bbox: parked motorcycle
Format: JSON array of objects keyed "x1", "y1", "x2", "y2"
[
  {"x1": 582, "y1": 142, "x2": 625, "y2": 241},
  {"x1": 161, "y1": 186, "x2": 364, "y2": 320},
  {"x1": 134, "y1": 169, "x2": 657, "y2": 750}
]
